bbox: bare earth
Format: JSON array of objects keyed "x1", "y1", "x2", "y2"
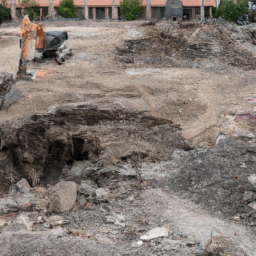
[
  {"x1": 0, "y1": 20, "x2": 255, "y2": 147},
  {"x1": 0, "y1": 19, "x2": 256, "y2": 256}
]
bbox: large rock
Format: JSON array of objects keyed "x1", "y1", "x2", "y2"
[
  {"x1": 0, "y1": 72, "x2": 20, "y2": 110},
  {"x1": 248, "y1": 174, "x2": 256, "y2": 188},
  {"x1": 78, "y1": 180, "x2": 98, "y2": 196},
  {"x1": 48, "y1": 181, "x2": 77, "y2": 213}
]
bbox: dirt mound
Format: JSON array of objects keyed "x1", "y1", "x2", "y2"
[
  {"x1": 116, "y1": 23, "x2": 256, "y2": 69},
  {"x1": 169, "y1": 135, "x2": 256, "y2": 224}
]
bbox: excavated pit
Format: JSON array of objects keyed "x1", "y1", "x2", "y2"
[{"x1": 0, "y1": 102, "x2": 192, "y2": 194}]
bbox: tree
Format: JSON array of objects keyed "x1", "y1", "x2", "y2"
[
  {"x1": 201, "y1": 0, "x2": 204, "y2": 20},
  {"x1": 20, "y1": 0, "x2": 39, "y2": 20},
  {"x1": 0, "y1": 2, "x2": 10, "y2": 24},
  {"x1": 216, "y1": 0, "x2": 247, "y2": 22},
  {"x1": 111, "y1": 0, "x2": 116, "y2": 19},
  {"x1": 48, "y1": 0, "x2": 54, "y2": 19},
  {"x1": 84, "y1": 0, "x2": 88, "y2": 19},
  {"x1": 11, "y1": 0, "x2": 16, "y2": 18},
  {"x1": 120, "y1": 0, "x2": 143, "y2": 21},
  {"x1": 58, "y1": 0, "x2": 76, "y2": 18}
]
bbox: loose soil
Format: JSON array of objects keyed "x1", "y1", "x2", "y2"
[{"x1": 0, "y1": 19, "x2": 256, "y2": 256}]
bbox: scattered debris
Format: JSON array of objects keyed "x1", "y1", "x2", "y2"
[{"x1": 140, "y1": 227, "x2": 169, "y2": 240}]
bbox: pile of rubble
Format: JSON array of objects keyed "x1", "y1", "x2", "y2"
[
  {"x1": 116, "y1": 22, "x2": 256, "y2": 70},
  {"x1": 0, "y1": 102, "x2": 255, "y2": 255}
]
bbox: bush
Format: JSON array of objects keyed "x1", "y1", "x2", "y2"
[
  {"x1": 24, "y1": 7, "x2": 40, "y2": 20},
  {"x1": 21, "y1": 0, "x2": 39, "y2": 20},
  {"x1": 58, "y1": 0, "x2": 76, "y2": 18},
  {"x1": 120, "y1": 0, "x2": 143, "y2": 21},
  {"x1": 0, "y1": 4, "x2": 10, "y2": 24},
  {"x1": 216, "y1": 0, "x2": 248, "y2": 22}
]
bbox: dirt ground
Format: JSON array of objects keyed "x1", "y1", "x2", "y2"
[
  {"x1": 0, "y1": 20, "x2": 255, "y2": 147},
  {"x1": 1, "y1": 19, "x2": 256, "y2": 256}
]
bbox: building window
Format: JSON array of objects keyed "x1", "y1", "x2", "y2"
[
  {"x1": 183, "y1": 7, "x2": 192, "y2": 19},
  {"x1": 152, "y1": 7, "x2": 165, "y2": 19}
]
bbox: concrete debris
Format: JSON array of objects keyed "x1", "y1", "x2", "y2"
[
  {"x1": 243, "y1": 191, "x2": 254, "y2": 201},
  {"x1": 78, "y1": 180, "x2": 98, "y2": 195},
  {"x1": 140, "y1": 227, "x2": 169, "y2": 240},
  {"x1": 248, "y1": 202, "x2": 256, "y2": 210},
  {"x1": 0, "y1": 72, "x2": 20, "y2": 110},
  {"x1": 95, "y1": 188, "x2": 108, "y2": 200},
  {"x1": 46, "y1": 215, "x2": 70, "y2": 226},
  {"x1": 48, "y1": 181, "x2": 77, "y2": 213},
  {"x1": 105, "y1": 216, "x2": 115, "y2": 223},
  {"x1": 237, "y1": 14, "x2": 250, "y2": 26},
  {"x1": 1, "y1": 19, "x2": 256, "y2": 256},
  {"x1": 248, "y1": 174, "x2": 256, "y2": 188},
  {"x1": 16, "y1": 178, "x2": 31, "y2": 193}
]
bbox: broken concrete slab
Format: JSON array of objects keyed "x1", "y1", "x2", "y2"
[
  {"x1": 0, "y1": 72, "x2": 20, "y2": 110},
  {"x1": 140, "y1": 227, "x2": 168, "y2": 240}
]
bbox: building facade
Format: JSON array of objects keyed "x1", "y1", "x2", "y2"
[{"x1": 9, "y1": 0, "x2": 216, "y2": 20}]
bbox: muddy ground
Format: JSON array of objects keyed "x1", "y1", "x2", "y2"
[{"x1": 0, "y1": 19, "x2": 256, "y2": 255}]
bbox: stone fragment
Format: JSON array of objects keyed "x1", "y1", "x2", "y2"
[
  {"x1": 243, "y1": 191, "x2": 253, "y2": 201},
  {"x1": 56, "y1": 48, "x2": 72, "y2": 64},
  {"x1": 9, "y1": 185, "x2": 19, "y2": 194},
  {"x1": 105, "y1": 216, "x2": 115, "y2": 223},
  {"x1": 51, "y1": 227, "x2": 65, "y2": 237},
  {"x1": 17, "y1": 213, "x2": 33, "y2": 231},
  {"x1": 78, "y1": 197, "x2": 87, "y2": 208},
  {"x1": 0, "y1": 72, "x2": 20, "y2": 110},
  {"x1": 48, "y1": 181, "x2": 77, "y2": 213},
  {"x1": 70, "y1": 161, "x2": 88, "y2": 178},
  {"x1": 69, "y1": 228, "x2": 84, "y2": 236},
  {"x1": 118, "y1": 164, "x2": 137, "y2": 176},
  {"x1": 46, "y1": 215, "x2": 70, "y2": 226},
  {"x1": 98, "y1": 166, "x2": 118, "y2": 174},
  {"x1": 16, "y1": 178, "x2": 31, "y2": 193},
  {"x1": 96, "y1": 188, "x2": 108, "y2": 199},
  {"x1": 116, "y1": 214, "x2": 125, "y2": 222},
  {"x1": 248, "y1": 174, "x2": 256, "y2": 187},
  {"x1": 78, "y1": 180, "x2": 98, "y2": 196},
  {"x1": 249, "y1": 202, "x2": 256, "y2": 210},
  {"x1": 140, "y1": 227, "x2": 168, "y2": 241}
]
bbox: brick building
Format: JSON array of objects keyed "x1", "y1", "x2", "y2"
[{"x1": 9, "y1": 0, "x2": 216, "y2": 20}]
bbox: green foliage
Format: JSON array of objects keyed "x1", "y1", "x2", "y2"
[
  {"x1": 0, "y1": 4, "x2": 10, "y2": 24},
  {"x1": 20, "y1": 0, "x2": 39, "y2": 20},
  {"x1": 120, "y1": 0, "x2": 143, "y2": 21},
  {"x1": 216, "y1": 0, "x2": 248, "y2": 22},
  {"x1": 25, "y1": 7, "x2": 40, "y2": 20},
  {"x1": 58, "y1": 0, "x2": 76, "y2": 18}
]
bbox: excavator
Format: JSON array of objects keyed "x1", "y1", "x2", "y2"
[{"x1": 20, "y1": 15, "x2": 71, "y2": 65}]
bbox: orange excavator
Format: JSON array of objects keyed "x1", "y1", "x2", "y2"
[
  {"x1": 20, "y1": 15, "x2": 45, "y2": 62},
  {"x1": 20, "y1": 15, "x2": 71, "y2": 65}
]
